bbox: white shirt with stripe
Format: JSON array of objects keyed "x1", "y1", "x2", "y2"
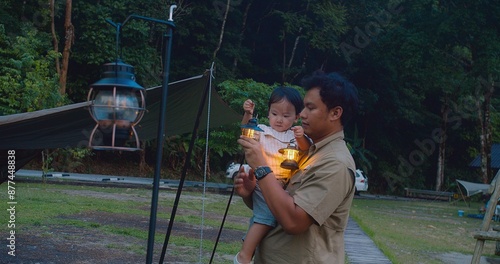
[{"x1": 258, "y1": 124, "x2": 295, "y2": 181}]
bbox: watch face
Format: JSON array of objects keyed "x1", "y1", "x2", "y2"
[{"x1": 255, "y1": 166, "x2": 271, "y2": 180}]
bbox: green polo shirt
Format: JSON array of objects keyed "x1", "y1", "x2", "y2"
[{"x1": 254, "y1": 130, "x2": 356, "y2": 263}]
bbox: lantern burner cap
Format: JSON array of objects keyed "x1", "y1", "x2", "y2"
[{"x1": 92, "y1": 60, "x2": 144, "y2": 90}]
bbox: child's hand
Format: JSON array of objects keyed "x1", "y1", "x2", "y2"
[
  {"x1": 243, "y1": 99, "x2": 255, "y2": 115},
  {"x1": 291, "y1": 126, "x2": 305, "y2": 139}
]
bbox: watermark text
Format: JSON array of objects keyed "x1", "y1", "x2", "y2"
[{"x1": 6, "y1": 150, "x2": 16, "y2": 257}]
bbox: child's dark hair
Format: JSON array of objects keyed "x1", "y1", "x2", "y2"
[
  {"x1": 301, "y1": 71, "x2": 359, "y2": 124},
  {"x1": 268, "y1": 86, "x2": 304, "y2": 115}
]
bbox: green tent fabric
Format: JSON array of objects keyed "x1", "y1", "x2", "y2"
[
  {"x1": 0, "y1": 72, "x2": 241, "y2": 183},
  {"x1": 0, "y1": 72, "x2": 241, "y2": 149}
]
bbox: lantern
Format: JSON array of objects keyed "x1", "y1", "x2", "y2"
[
  {"x1": 87, "y1": 60, "x2": 146, "y2": 151},
  {"x1": 241, "y1": 117, "x2": 264, "y2": 140},
  {"x1": 278, "y1": 141, "x2": 300, "y2": 170}
]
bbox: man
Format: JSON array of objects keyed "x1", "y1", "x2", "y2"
[{"x1": 235, "y1": 71, "x2": 359, "y2": 263}]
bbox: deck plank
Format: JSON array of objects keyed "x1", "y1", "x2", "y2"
[{"x1": 345, "y1": 218, "x2": 392, "y2": 264}]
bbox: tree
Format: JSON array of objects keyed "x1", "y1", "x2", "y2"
[
  {"x1": 212, "y1": 0, "x2": 231, "y2": 60},
  {"x1": 347, "y1": 0, "x2": 500, "y2": 192},
  {"x1": 276, "y1": 1, "x2": 348, "y2": 83},
  {"x1": 2, "y1": 0, "x2": 499, "y2": 187},
  {"x1": 437, "y1": 0, "x2": 500, "y2": 184},
  {"x1": 52, "y1": 0, "x2": 74, "y2": 95},
  {"x1": 49, "y1": 0, "x2": 74, "y2": 96},
  {"x1": 476, "y1": 76, "x2": 498, "y2": 183},
  {"x1": 0, "y1": 24, "x2": 66, "y2": 114}
]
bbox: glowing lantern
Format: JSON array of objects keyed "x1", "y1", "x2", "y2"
[
  {"x1": 241, "y1": 117, "x2": 264, "y2": 140},
  {"x1": 279, "y1": 141, "x2": 300, "y2": 170}
]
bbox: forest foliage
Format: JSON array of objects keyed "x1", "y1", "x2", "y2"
[{"x1": 1, "y1": 0, "x2": 499, "y2": 194}]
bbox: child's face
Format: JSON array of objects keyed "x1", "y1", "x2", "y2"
[{"x1": 268, "y1": 99, "x2": 298, "y2": 132}]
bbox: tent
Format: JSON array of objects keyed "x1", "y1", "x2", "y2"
[
  {"x1": 469, "y1": 144, "x2": 500, "y2": 169},
  {"x1": 455, "y1": 170, "x2": 500, "y2": 207},
  {"x1": 456, "y1": 180, "x2": 490, "y2": 197},
  {"x1": 0, "y1": 71, "x2": 241, "y2": 183},
  {"x1": 455, "y1": 179, "x2": 490, "y2": 207}
]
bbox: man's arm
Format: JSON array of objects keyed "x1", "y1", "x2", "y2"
[
  {"x1": 259, "y1": 173, "x2": 314, "y2": 234},
  {"x1": 238, "y1": 136, "x2": 314, "y2": 234}
]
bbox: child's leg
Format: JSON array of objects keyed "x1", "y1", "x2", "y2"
[{"x1": 237, "y1": 223, "x2": 272, "y2": 263}]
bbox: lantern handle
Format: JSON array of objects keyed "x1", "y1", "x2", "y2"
[
  {"x1": 104, "y1": 5, "x2": 178, "y2": 64},
  {"x1": 104, "y1": 19, "x2": 123, "y2": 62}
]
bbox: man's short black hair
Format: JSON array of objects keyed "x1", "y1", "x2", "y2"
[
  {"x1": 301, "y1": 71, "x2": 359, "y2": 124},
  {"x1": 268, "y1": 86, "x2": 304, "y2": 115}
]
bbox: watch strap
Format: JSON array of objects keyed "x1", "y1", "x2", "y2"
[{"x1": 255, "y1": 166, "x2": 272, "y2": 180}]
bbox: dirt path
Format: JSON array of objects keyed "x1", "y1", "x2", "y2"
[{"x1": 9, "y1": 187, "x2": 247, "y2": 264}]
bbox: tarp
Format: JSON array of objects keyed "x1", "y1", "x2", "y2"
[
  {"x1": 0, "y1": 71, "x2": 241, "y2": 183},
  {"x1": 456, "y1": 179, "x2": 490, "y2": 197},
  {"x1": 488, "y1": 170, "x2": 500, "y2": 194},
  {"x1": 0, "y1": 72, "x2": 241, "y2": 149}
]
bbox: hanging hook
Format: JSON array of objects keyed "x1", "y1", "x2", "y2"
[
  {"x1": 168, "y1": 4, "x2": 177, "y2": 21},
  {"x1": 105, "y1": 19, "x2": 122, "y2": 61}
]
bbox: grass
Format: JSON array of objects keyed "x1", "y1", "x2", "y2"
[
  {"x1": 350, "y1": 197, "x2": 499, "y2": 263},
  {"x1": 1, "y1": 181, "x2": 251, "y2": 263},
  {"x1": 2, "y1": 181, "x2": 499, "y2": 263}
]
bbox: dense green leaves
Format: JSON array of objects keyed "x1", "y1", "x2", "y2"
[
  {"x1": 1, "y1": 0, "x2": 499, "y2": 191},
  {"x1": 218, "y1": 79, "x2": 303, "y2": 122},
  {"x1": 0, "y1": 24, "x2": 66, "y2": 114}
]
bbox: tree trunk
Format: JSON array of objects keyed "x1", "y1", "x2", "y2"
[
  {"x1": 283, "y1": 31, "x2": 302, "y2": 83},
  {"x1": 290, "y1": 48, "x2": 308, "y2": 84},
  {"x1": 287, "y1": 31, "x2": 302, "y2": 68},
  {"x1": 50, "y1": 0, "x2": 60, "y2": 76},
  {"x1": 436, "y1": 100, "x2": 448, "y2": 191},
  {"x1": 477, "y1": 76, "x2": 495, "y2": 183},
  {"x1": 281, "y1": 30, "x2": 286, "y2": 82},
  {"x1": 482, "y1": 76, "x2": 495, "y2": 182},
  {"x1": 477, "y1": 97, "x2": 487, "y2": 183},
  {"x1": 59, "y1": 0, "x2": 74, "y2": 95},
  {"x1": 283, "y1": 1, "x2": 310, "y2": 83},
  {"x1": 212, "y1": 0, "x2": 231, "y2": 60},
  {"x1": 232, "y1": 1, "x2": 252, "y2": 72}
]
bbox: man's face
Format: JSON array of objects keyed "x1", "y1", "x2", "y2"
[{"x1": 300, "y1": 88, "x2": 332, "y2": 142}]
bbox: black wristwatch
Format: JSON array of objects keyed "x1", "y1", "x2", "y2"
[{"x1": 254, "y1": 166, "x2": 273, "y2": 180}]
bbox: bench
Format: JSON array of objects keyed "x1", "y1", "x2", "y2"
[{"x1": 404, "y1": 188, "x2": 454, "y2": 202}]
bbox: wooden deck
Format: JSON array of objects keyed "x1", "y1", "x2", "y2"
[{"x1": 345, "y1": 218, "x2": 392, "y2": 263}]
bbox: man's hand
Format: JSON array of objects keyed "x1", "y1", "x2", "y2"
[
  {"x1": 234, "y1": 165, "x2": 256, "y2": 200},
  {"x1": 237, "y1": 135, "x2": 268, "y2": 169}
]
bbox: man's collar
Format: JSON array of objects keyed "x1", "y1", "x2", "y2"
[{"x1": 308, "y1": 130, "x2": 345, "y2": 154}]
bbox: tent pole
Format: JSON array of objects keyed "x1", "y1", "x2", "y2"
[
  {"x1": 456, "y1": 182, "x2": 469, "y2": 208},
  {"x1": 146, "y1": 19, "x2": 175, "y2": 264},
  {"x1": 159, "y1": 70, "x2": 212, "y2": 263}
]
